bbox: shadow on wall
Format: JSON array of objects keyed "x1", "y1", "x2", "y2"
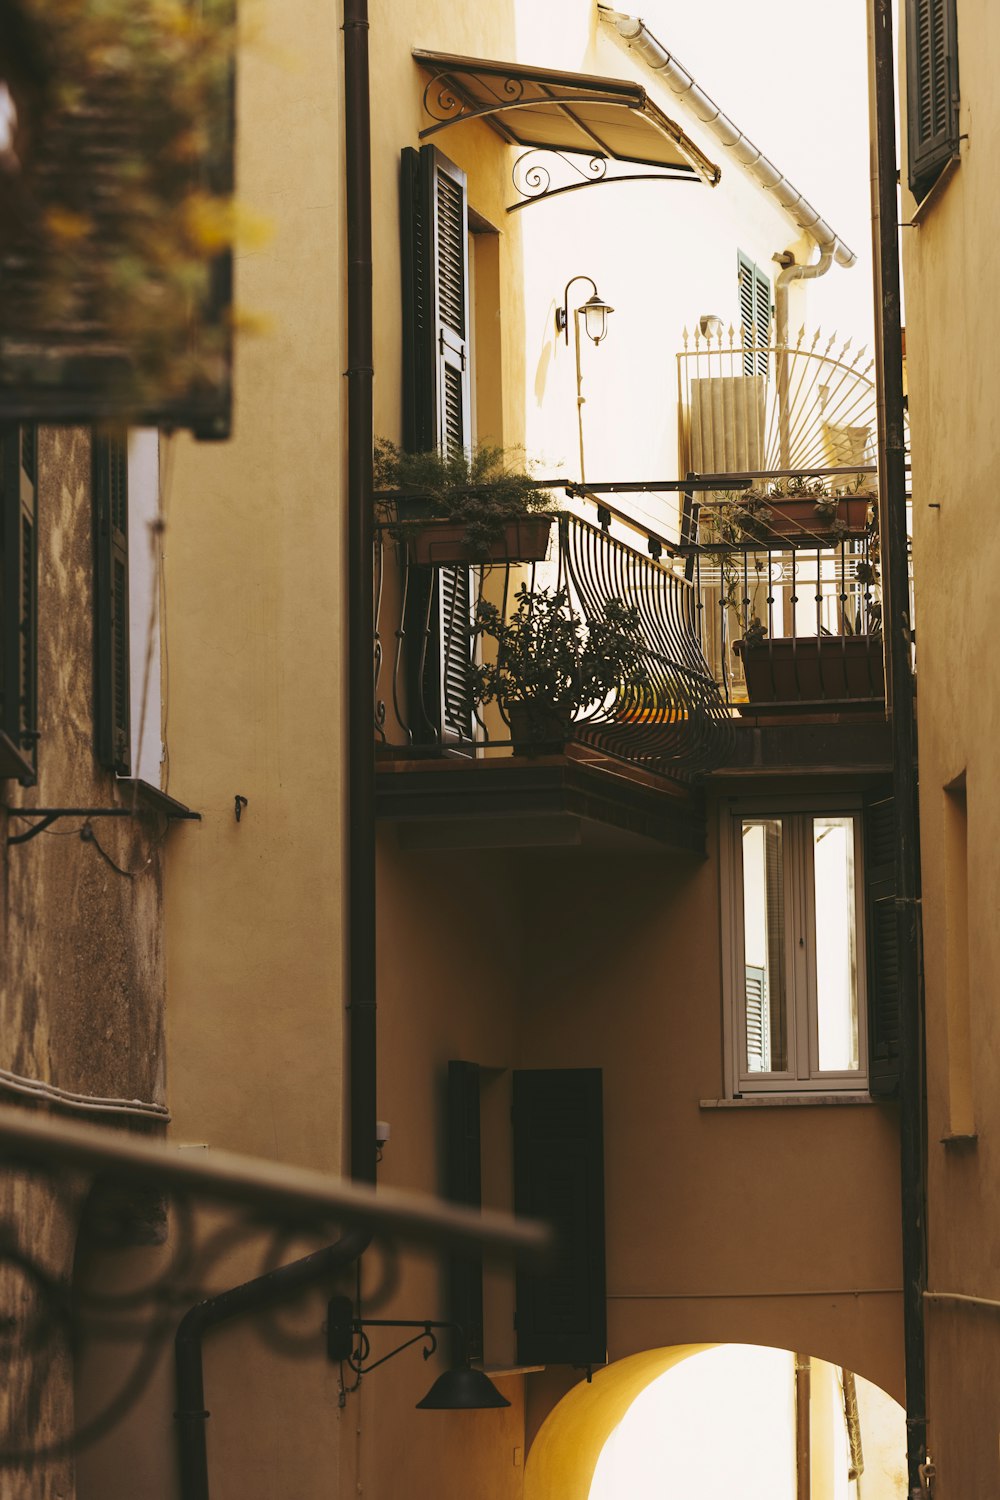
[{"x1": 526, "y1": 1343, "x2": 907, "y2": 1500}]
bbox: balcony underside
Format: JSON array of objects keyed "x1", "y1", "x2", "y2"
[
  {"x1": 376, "y1": 747, "x2": 707, "y2": 855},
  {"x1": 712, "y1": 713, "x2": 893, "y2": 779}
]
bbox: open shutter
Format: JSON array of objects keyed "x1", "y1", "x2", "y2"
[
  {"x1": 865, "y1": 796, "x2": 901, "y2": 1097},
  {"x1": 399, "y1": 145, "x2": 475, "y2": 747},
  {"x1": 745, "y1": 965, "x2": 769, "y2": 1072},
  {"x1": 513, "y1": 1069, "x2": 606, "y2": 1369},
  {"x1": 906, "y1": 0, "x2": 959, "y2": 201},
  {"x1": 738, "y1": 252, "x2": 771, "y2": 378},
  {"x1": 0, "y1": 425, "x2": 38, "y2": 784},
  {"x1": 93, "y1": 431, "x2": 131, "y2": 774},
  {"x1": 446, "y1": 1062, "x2": 484, "y2": 1364}
]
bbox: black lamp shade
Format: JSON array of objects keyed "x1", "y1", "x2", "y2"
[{"x1": 416, "y1": 1367, "x2": 510, "y2": 1410}]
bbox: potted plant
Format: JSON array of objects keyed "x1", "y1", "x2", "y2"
[
  {"x1": 471, "y1": 585, "x2": 646, "y2": 754},
  {"x1": 736, "y1": 475, "x2": 875, "y2": 542},
  {"x1": 373, "y1": 439, "x2": 556, "y2": 565}
]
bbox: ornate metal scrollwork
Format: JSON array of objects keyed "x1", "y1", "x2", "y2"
[
  {"x1": 511, "y1": 148, "x2": 608, "y2": 204},
  {"x1": 422, "y1": 69, "x2": 524, "y2": 126}
]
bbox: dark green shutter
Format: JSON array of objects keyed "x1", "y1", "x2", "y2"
[
  {"x1": 446, "y1": 1061, "x2": 484, "y2": 1364},
  {"x1": 906, "y1": 0, "x2": 959, "y2": 201},
  {"x1": 738, "y1": 252, "x2": 771, "y2": 378},
  {"x1": 398, "y1": 145, "x2": 474, "y2": 747},
  {"x1": 400, "y1": 145, "x2": 471, "y2": 456},
  {"x1": 513, "y1": 1069, "x2": 607, "y2": 1369},
  {"x1": 0, "y1": 424, "x2": 38, "y2": 784},
  {"x1": 865, "y1": 796, "x2": 901, "y2": 1097},
  {"x1": 93, "y1": 430, "x2": 131, "y2": 774}
]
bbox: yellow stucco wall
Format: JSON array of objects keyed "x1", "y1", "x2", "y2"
[{"x1": 900, "y1": 1, "x2": 1000, "y2": 1494}]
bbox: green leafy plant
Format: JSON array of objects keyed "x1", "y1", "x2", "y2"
[
  {"x1": 373, "y1": 439, "x2": 554, "y2": 561},
  {"x1": 471, "y1": 586, "x2": 647, "y2": 741}
]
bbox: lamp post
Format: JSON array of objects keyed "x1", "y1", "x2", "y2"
[{"x1": 555, "y1": 275, "x2": 614, "y2": 483}]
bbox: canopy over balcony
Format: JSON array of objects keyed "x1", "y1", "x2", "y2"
[{"x1": 413, "y1": 49, "x2": 721, "y2": 209}]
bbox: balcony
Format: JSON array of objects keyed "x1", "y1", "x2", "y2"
[{"x1": 373, "y1": 495, "x2": 734, "y2": 853}]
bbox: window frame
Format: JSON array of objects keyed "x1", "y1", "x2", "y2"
[{"x1": 720, "y1": 796, "x2": 870, "y2": 1097}]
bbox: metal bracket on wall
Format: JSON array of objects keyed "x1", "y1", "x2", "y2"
[{"x1": 6, "y1": 803, "x2": 201, "y2": 846}]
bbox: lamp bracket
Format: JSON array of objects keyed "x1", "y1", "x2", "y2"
[{"x1": 326, "y1": 1299, "x2": 458, "y2": 1376}]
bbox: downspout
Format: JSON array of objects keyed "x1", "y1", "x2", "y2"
[
  {"x1": 868, "y1": 1, "x2": 927, "y2": 1495},
  {"x1": 173, "y1": 3, "x2": 377, "y2": 1496},
  {"x1": 774, "y1": 245, "x2": 833, "y2": 468}
]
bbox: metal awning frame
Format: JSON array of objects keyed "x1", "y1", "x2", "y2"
[{"x1": 414, "y1": 50, "x2": 721, "y2": 211}]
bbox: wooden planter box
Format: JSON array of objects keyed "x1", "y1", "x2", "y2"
[
  {"x1": 760, "y1": 495, "x2": 872, "y2": 540},
  {"x1": 734, "y1": 634, "x2": 884, "y2": 712},
  {"x1": 409, "y1": 516, "x2": 553, "y2": 567}
]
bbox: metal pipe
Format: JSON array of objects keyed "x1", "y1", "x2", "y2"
[
  {"x1": 344, "y1": 0, "x2": 377, "y2": 1192},
  {"x1": 174, "y1": 1, "x2": 378, "y2": 1491},
  {"x1": 174, "y1": 1230, "x2": 370, "y2": 1500},
  {"x1": 868, "y1": 1, "x2": 927, "y2": 1495}
]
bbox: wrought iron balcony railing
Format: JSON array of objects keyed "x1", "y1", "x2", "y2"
[
  {"x1": 373, "y1": 496, "x2": 734, "y2": 780},
  {"x1": 681, "y1": 496, "x2": 885, "y2": 714}
]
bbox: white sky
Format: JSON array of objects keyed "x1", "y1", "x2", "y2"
[{"x1": 628, "y1": 0, "x2": 875, "y2": 345}]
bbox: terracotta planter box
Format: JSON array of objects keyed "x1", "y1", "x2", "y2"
[
  {"x1": 758, "y1": 495, "x2": 872, "y2": 540},
  {"x1": 408, "y1": 516, "x2": 553, "y2": 567},
  {"x1": 734, "y1": 634, "x2": 884, "y2": 712}
]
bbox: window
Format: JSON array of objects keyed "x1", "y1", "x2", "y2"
[
  {"x1": 905, "y1": 0, "x2": 959, "y2": 203},
  {"x1": 722, "y1": 802, "x2": 872, "y2": 1094},
  {"x1": 738, "y1": 251, "x2": 771, "y2": 377}
]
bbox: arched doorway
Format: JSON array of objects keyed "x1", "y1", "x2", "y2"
[{"x1": 526, "y1": 1344, "x2": 907, "y2": 1500}]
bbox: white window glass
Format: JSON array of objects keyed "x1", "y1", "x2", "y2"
[{"x1": 813, "y1": 816, "x2": 860, "y2": 1072}]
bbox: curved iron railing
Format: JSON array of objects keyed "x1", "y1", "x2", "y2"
[{"x1": 373, "y1": 502, "x2": 734, "y2": 780}]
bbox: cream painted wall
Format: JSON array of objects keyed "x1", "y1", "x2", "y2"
[{"x1": 900, "y1": 0, "x2": 1000, "y2": 1494}]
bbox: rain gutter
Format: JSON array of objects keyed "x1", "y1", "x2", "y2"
[{"x1": 597, "y1": 6, "x2": 857, "y2": 272}]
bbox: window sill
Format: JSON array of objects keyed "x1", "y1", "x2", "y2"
[{"x1": 700, "y1": 1093, "x2": 877, "y2": 1109}]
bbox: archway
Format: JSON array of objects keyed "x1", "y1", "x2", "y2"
[{"x1": 525, "y1": 1344, "x2": 907, "y2": 1500}]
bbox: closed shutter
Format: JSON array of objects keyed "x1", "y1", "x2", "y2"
[
  {"x1": 399, "y1": 145, "x2": 475, "y2": 746},
  {"x1": 906, "y1": 0, "x2": 959, "y2": 201},
  {"x1": 446, "y1": 1061, "x2": 484, "y2": 1364},
  {"x1": 93, "y1": 431, "x2": 131, "y2": 774},
  {"x1": 865, "y1": 796, "x2": 901, "y2": 1097},
  {"x1": 513, "y1": 1069, "x2": 607, "y2": 1369},
  {"x1": 1, "y1": 424, "x2": 38, "y2": 784}
]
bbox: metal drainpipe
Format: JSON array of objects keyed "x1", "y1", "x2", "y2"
[
  {"x1": 173, "y1": 2, "x2": 377, "y2": 1495},
  {"x1": 868, "y1": 0, "x2": 927, "y2": 1494}
]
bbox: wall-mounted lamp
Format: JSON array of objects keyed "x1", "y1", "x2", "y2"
[
  {"x1": 327, "y1": 1295, "x2": 510, "y2": 1411},
  {"x1": 555, "y1": 275, "x2": 614, "y2": 346}
]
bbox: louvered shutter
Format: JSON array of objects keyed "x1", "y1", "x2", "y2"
[
  {"x1": 906, "y1": 0, "x2": 959, "y2": 200},
  {"x1": 446, "y1": 1062, "x2": 484, "y2": 1364},
  {"x1": 738, "y1": 252, "x2": 770, "y2": 378},
  {"x1": 745, "y1": 965, "x2": 769, "y2": 1072},
  {"x1": 865, "y1": 796, "x2": 901, "y2": 1097},
  {"x1": 513, "y1": 1069, "x2": 607, "y2": 1369},
  {"x1": 93, "y1": 430, "x2": 131, "y2": 774},
  {"x1": 399, "y1": 145, "x2": 475, "y2": 746},
  {"x1": 0, "y1": 425, "x2": 38, "y2": 784}
]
